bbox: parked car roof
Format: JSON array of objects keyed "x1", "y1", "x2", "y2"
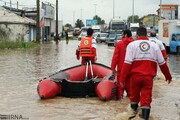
[
  {"x1": 78, "y1": 32, "x2": 87, "y2": 40},
  {"x1": 96, "y1": 33, "x2": 108, "y2": 43}
]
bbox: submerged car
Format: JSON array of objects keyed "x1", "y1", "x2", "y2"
[
  {"x1": 106, "y1": 34, "x2": 117, "y2": 46},
  {"x1": 93, "y1": 32, "x2": 100, "y2": 40},
  {"x1": 78, "y1": 32, "x2": 87, "y2": 41},
  {"x1": 96, "y1": 33, "x2": 108, "y2": 43},
  {"x1": 114, "y1": 34, "x2": 123, "y2": 47}
]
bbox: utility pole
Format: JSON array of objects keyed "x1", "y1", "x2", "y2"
[
  {"x1": 55, "y1": 0, "x2": 59, "y2": 44},
  {"x1": 17, "y1": 1, "x2": 18, "y2": 10},
  {"x1": 159, "y1": 0, "x2": 162, "y2": 20},
  {"x1": 80, "y1": 9, "x2": 82, "y2": 28},
  {"x1": 10, "y1": 0, "x2": 12, "y2": 11},
  {"x1": 36, "y1": 0, "x2": 41, "y2": 43}
]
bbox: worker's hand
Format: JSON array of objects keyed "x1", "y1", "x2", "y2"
[
  {"x1": 76, "y1": 56, "x2": 80, "y2": 60},
  {"x1": 165, "y1": 75, "x2": 172, "y2": 84},
  {"x1": 112, "y1": 70, "x2": 117, "y2": 76},
  {"x1": 166, "y1": 79, "x2": 172, "y2": 84},
  {"x1": 94, "y1": 56, "x2": 97, "y2": 61}
]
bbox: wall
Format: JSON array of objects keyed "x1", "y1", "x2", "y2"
[
  {"x1": 0, "y1": 24, "x2": 35, "y2": 42},
  {"x1": 142, "y1": 15, "x2": 159, "y2": 27},
  {"x1": 50, "y1": 20, "x2": 63, "y2": 34}
]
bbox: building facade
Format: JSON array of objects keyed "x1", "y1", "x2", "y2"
[
  {"x1": 139, "y1": 14, "x2": 161, "y2": 28},
  {"x1": 158, "y1": 4, "x2": 180, "y2": 20},
  {"x1": 0, "y1": 6, "x2": 36, "y2": 42},
  {"x1": 1, "y1": 2, "x2": 63, "y2": 42}
]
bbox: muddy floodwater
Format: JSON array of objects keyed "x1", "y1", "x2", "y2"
[{"x1": 0, "y1": 40, "x2": 180, "y2": 120}]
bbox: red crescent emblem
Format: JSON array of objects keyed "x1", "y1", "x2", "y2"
[{"x1": 142, "y1": 44, "x2": 146, "y2": 49}]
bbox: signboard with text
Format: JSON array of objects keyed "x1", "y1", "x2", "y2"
[
  {"x1": 42, "y1": 2, "x2": 55, "y2": 20},
  {"x1": 86, "y1": 19, "x2": 98, "y2": 26},
  {"x1": 163, "y1": 22, "x2": 169, "y2": 37}
]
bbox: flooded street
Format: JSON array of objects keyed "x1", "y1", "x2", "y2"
[{"x1": 0, "y1": 40, "x2": 180, "y2": 120}]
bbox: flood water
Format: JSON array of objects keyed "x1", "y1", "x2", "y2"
[{"x1": 0, "y1": 40, "x2": 180, "y2": 120}]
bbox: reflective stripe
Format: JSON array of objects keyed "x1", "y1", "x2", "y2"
[
  {"x1": 141, "y1": 106, "x2": 150, "y2": 109},
  {"x1": 131, "y1": 102, "x2": 139, "y2": 105}
]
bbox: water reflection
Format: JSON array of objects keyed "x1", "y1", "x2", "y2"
[
  {"x1": 168, "y1": 54, "x2": 180, "y2": 80},
  {"x1": 0, "y1": 40, "x2": 179, "y2": 120}
]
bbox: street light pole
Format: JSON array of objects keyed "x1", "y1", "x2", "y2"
[
  {"x1": 113, "y1": 0, "x2": 115, "y2": 18},
  {"x1": 81, "y1": 8, "x2": 82, "y2": 20},
  {"x1": 73, "y1": 11, "x2": 75, "y2": 27},
  {"x1": 132, "y1": 0, "x2": 134, "y2": 23},
  {"x1": 55, "y1": 0, "x2": 59, "y2": 44},
  {"x1": 94, "y1": 4, "x2": 97, "y2": 16}
]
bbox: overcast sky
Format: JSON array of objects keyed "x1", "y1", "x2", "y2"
[{"x1": 3, "y1": 0, "x2": 180, "y2": 25}]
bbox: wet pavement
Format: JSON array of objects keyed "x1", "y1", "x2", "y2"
[{"x1": 0, "y1": 40, "x2": 179, "y2": 120}]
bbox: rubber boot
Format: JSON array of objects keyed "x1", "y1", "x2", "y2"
[
  {"x1": 129, "y1": 103, "x2": 138, "y2": 120},
  {"x1": 142, "y1": 108, "x2": 150, "y2": 120}
]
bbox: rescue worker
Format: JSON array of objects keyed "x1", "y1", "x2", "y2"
[
  {"x1": 76, "y1": 28, "x2": 97, "y2": 64},
  {"x1": 149, "y1": 30, "x2": 168, "y2": 61},
  {"x1": 119, "y1": 27, "x2": 172, "y2": 120},
  {"x1": 149, "y1": 31, "x2": 168, "y2": 80},
  {"x1": 111, "y1": 29, "x2": 134, "y2": 100}
]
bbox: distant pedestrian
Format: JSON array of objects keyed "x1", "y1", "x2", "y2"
[
  {"x1": 61, "y1": 32, "x2": 64, "y2": 38},
  {"x1": 120, "y1": 27, "x2": 172, "y2": 120},
  {"x1": 111, "y1": 29, "x2": 134, "y2": 100},
  {"x1": 149, "y1": 30, "x2": 168, "y2": 80},
  {"x1": 44, "y1": 35, "x2": 47, "y2": 41},
  {"x1": 65, "y1": 31, "x2": 69, "y2": 44}
]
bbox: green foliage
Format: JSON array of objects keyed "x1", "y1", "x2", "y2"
[
  {"x1": 0, "y1": 41, "x2": 40, "y2": 49},
  {"x1": 75, "y1": 19, "x2": 84, "y2": 28},
  {"x1": 65, "y1": 24, "x2": 72, "y2": 29},
  {"x1": 93, "y1": 15, "x2": 105, "y2": 25},
  {"x1": 127, "y1": 15, "x2": 139, "y2": 23}
]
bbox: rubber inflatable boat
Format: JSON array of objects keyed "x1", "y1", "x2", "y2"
[{"x1": 37, "y1": 62, "x2": 117, "y2": 101}]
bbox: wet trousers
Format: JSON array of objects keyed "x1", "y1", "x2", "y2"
[
  {"x1": 130, "y1": 75, "x2": 153, "y2": 107},
  {"x1": 81, "y1": 57, "x2": 95, "y2": 64},
  {"x1": 117, "y1": 73, "x2": 130, "y2": 99}
]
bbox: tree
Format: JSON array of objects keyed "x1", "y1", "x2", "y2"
[
  {"x1": 64, "y1": 23, "x2": 72, "y2": 30},
  {"x1": 93, "y1": 15, "x2": 105, "y2": 25},
  {"x1": 75, "y1": 19, "x2": 84, "y2": 28},
  {"x1": 65, "y1": 23, "x2": 72, "y2": 28},
  {"x1": 127, "y1": 15, "x2": 139, "y2": 23}
]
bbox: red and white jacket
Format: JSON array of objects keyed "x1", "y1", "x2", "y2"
[
  {"x1": 149, "y1": 37, "x2": 167, "y2": 61},
  {"x1": 120, "y1": 37, "x2": 172, "y2": 83}
]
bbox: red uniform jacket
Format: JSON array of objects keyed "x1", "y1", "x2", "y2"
[{"x1": 111, "y1": 37, "x2": 134, "y2": 72}]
